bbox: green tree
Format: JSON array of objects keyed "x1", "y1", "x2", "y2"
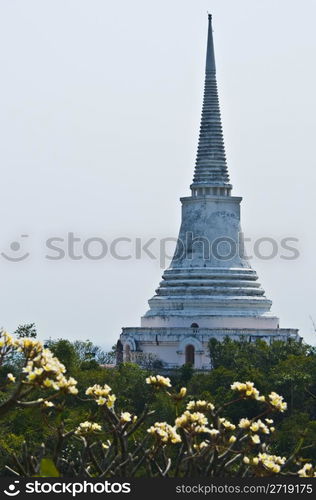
[
  {"x1": 45, "y1": 339, "x2": 78, "y2": 373},
  {"x1": 14, "y1": 323, "x2": 37, "y2": 338},
  {"x1": 72, "y1": 340, "x2": 112, "y2": 365}
]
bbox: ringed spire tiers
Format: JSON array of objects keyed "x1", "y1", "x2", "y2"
[{"x1": 191, "y1": 14, "x2": 231, "y2": 196}]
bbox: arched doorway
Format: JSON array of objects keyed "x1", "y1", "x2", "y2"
[
  {"x1": 185, "y1": 344, "x2": 195, "y2": 366},
  {"x1": 116, "y1": 340, "x2": 123, "y2": 364},
  {"x1": 125, "y1": 344, "x2": 131, "y2": 362}
]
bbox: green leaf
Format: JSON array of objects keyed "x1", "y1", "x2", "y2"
[{"x1": 39, "y1": 458, "x2": 60, "y2": 477}]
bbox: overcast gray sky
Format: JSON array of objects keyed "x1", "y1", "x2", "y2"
[{"x1": 0, "y1": 0, "x2": 315, "y2": 349}]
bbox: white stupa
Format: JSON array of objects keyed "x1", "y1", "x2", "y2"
[{"x1": 118, "y1": 15, "x2": 300, "y2": 369}]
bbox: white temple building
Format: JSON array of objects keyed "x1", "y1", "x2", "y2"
[{"x1": 118, "y1": 15, "x2": 300, "y2": 369}]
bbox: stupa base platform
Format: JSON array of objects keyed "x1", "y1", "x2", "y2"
[{"x1": 120, "y1": 327, "x2": 301, "y2": 370}]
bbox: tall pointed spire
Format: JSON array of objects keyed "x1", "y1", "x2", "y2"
[
  {"x1": 192, "y1": 14, "x2": 231, "y2": 194},
  {"x1": 119, "y1": 13, "x2": 300, "y2": 370}
]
